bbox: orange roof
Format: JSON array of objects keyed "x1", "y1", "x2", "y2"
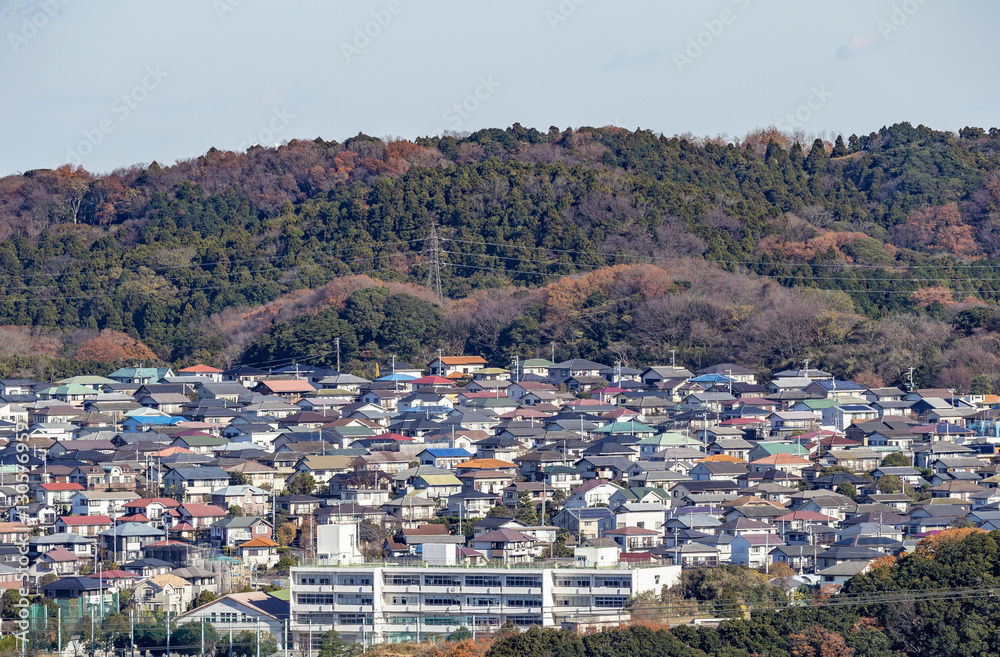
[
  {"x1": 179, "y1": 364, "x2": 223, "y2": 373},
  {"x1": 240, "y1": 536, "x2": 279, "y2": 548},
  {"x1": 438, "y1": 357, "x2": 488, "y2": 365},
  {"x1": 749, "y1": 454, "x2": 812, "y2": 466},
  {"x1": 258, "y1": 379, "x2": 315, "y2": 392},
  {"x1": 455, "y1": 458, "x2": 517, "y2": 470},
  {"x1": 696, "y1": 454, "x2": 747, "y2": 463},
  {"x1": 153, "y1": 446, "x2": 192, "y2": 457}
]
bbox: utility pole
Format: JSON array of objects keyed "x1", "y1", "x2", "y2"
[
  {"x1": 424, "y1": 223, "x2": 443, "y2": 300},
  {"x1": 201, "y1": 619, "x2": 205, "y2": 657},
  {"x1": 167, "y1": 609, "x2": 171, "y2": 657},
  {"x1": 58, "y1": 607, "x2": 62, "y2": 656},
  {"x1": 670, "y1": 349, "x2": 676, "y2": 368},
  {"x1": 335, "y1": 337, "x2": 341, "y2": 373},
  {"x1": 256, "y1": 619, "x2": 261, "y2": 657},
  {"x1": 550, "y1": 342, "x2": 556, "y2": 363},
  {"x1": 130, "y1": 608, "x2": 134, "y2": 657},
  {"x1": 907, "y1": 367, "x2": 915, "y2": 392}
]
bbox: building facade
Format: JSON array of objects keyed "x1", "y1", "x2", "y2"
[{"x1": 289, "y1": 564, "x2": 679, "y2": 648}]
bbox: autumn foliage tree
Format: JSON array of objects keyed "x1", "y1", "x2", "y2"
[{"x1": 74, "y1": 329, "x2": 158, "y2": 362}]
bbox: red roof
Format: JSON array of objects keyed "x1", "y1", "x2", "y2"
[
  {"x1": 43, "y1": 547, "x2": 78, "y2": 562},
  {"x1": 619, "y1": 552, "x2": 654, "y2": 562},
  {"x1": 59, "y1": 515, "x2": 111, "y2": 526},
  {"x1": 169, "y1": 522, "x2": 195, "y2": 531},
  {"x1": 117, "y1": 513, "x2": 149, "y2": 523},
  {"x1": 411, "y1": 376, "x2": 452, "y2": 385},
  {"x1": 179, "y1": 364, "x2": 223, "y2": 373},
  {"x1": 89, "y1": 570, "x2": 137, "y2": 580},
  {"x1": 178, "y1": 503, "x2": 226, "y2": 517},
  {"x1": 40, "y1": 483, "x2": 85, "y2": 491},
  {"x1": 370, "y1": 432, "x2": 412, "y2": 442}
]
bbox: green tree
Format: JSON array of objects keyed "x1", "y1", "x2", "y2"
[
  {"x1": 486, "y1": 505, "x2": 514, "y2": 518},
  {"x1": 875, "y1": 474, "x2": 902, "y2": 494},
  {"x1": 318, "y1": 628, "x2": 362, "y2": 657},
  {"x1": 228, "y1": 504, "x2": 245, "y2": 518},
  {"x1": 286, "y1": 473, "x2": 316, "y2": 496},
  {"x1": 229, "y1": 471, "x2": 251, "y2": 486},
  {"x1": 972, "y1": 374, "x2": 993, "y2": 395},
  {"x1": 448, "y1": 626, "x2": 474, "y2": 642},
  {"x1": 187, "y1": 589, "x2": 218, "y2": 611},
  {"x1": 836, "y1": 482, "x2": 857, "y2": 500},
  {"x1": 880, "y1": 452, "x2": 911, "y2": 467},
  {"x1": 515, "y1": 491, "x2": 538, "y2": 525}
]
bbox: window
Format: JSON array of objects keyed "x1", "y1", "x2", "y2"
[
  {"x1": 464, "y1": 575, "x2": 502, "y2": 587},
  {"x1": 466, "y1": 596, "x2": 500, "y2": 606},
  {"x1": 338, "y1": 575, "x2": 371, "y2": 586},
  {"x1": 594, "y1": 577, "x2": 631, "y2": 589},
  {"x1": 554, "y1": 577, "x2": 591, "y2": 588},
  {"x1": 505, "y1": 576, "x2": 542, "y2": 588},
  {"x1": 336, "y1": 594, "x2": 372, "y2": 605},
  {"x1": 593, "y1": 596, "x2": 629, "y2": 608},
  {"x1": 386, "y1": 574, "x2": 417, "y2": 587},
  {"x1": 385, "y1": 595, "x2": 417, "y2": 605},
  {"x1": 505, "y1": 615, "x2": 541, "y2": 627},
  {"x1": 424, "y1": 597, "x2": 461, "y2": 607},
  {"x1": 504, "y1": 597, "x2": 541, "y2": 607},
  {"x1": 297, "y1": 594, "x2": 335, "y2": 605},
  {"x1": 424, "y1": 575, "x2": 461, "y2": 587}
]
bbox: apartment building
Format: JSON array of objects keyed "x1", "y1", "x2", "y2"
[{"x1": 289, "y1": 563, "x2": 679, "y2": 649}]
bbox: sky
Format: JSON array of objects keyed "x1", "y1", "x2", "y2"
[{"x1": 1, "y1": 0, "x2": 997, "y2": 175}]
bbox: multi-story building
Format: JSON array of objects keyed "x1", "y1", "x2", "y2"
[{"x1": 288, "y1": 563, "x2": 679, "y2": 649}]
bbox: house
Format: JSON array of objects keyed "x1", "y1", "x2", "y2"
[
  {"x1": 123, "y1": 498, "x2": 180, "y2": 523},
  {"x1": 162, "y1": 466, "x2": 230, "y2": 503},
  {"x1": 564, "y1": 480, "x2": 624, "y2": 508},
  {"x1": 469, "y1": 528, "x2": 537, "y2": 563},
  {"x1": 552, "y1": 507, "x2": 614, "y2": 539},
  {"x1": 730, "y1": 533, "x2": 785, "y2": 569},
  {"x1": 36, "y1": 482, "x2": 86, "y2": 508},
  {"x1": 748, "y1": 453, "x2": 812, "y2": 476},
  {"x1": 55, "y1": 515, "x2": 111, "y2": 537},
  {"x1": 428, "y1": 356, "x2": 488, "y2": 378},
  {"x1": 209, "y1": 485, "x2": 270, "y2": 516},
  {"x1": 417, "y1": 448, "x2": 473, "y2": 469},
  {"x1": 603, "y1": 526, "x2": 661, "y2": 553},
  {"x1": 29, "y1": 547, "x2": 80, "y2": 583},
  {"x1": 100, "y1": 523, "x2": 167, "y2": 562},
  {"x1": 381, "y1": 495, "x2": 436, "y2": 526},
  {"x1": 252, "y1": 379, "x2": 316, "y2": 400},
  {"x1": 237, "y1": 536, "x2": 280, "y2": 568},
  {"x1": 174, "y1": 591, "x2": 290, "y2": 644},
  {"x1": 292, "y1": 455, "x2": 354, "y2": 485},
  {"x1": 134, "y1": 573, "x2": 194, "y2": 614},
  {"x1": 174, "y1": 503, "x2": 227, "y2": 530},
  {"x1": 71, "y1": 491, "x2": 139, "y2": 518},
  {"x1": 211, "y1": 517, "x2": 273, "y2": 548}
]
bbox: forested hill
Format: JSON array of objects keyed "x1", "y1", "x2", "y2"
[{"x1": 2, "y1": 122, "x2": 1000, "y2": 387}]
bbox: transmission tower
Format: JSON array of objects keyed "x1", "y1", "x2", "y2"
[{"x1": 425, "y1": 223, "x2": 443, "y2": 300}]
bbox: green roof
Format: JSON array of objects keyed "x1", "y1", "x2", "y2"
[
  {"x1": 522, "y1": 359, "x2": 555, "y2": 367},
  {"x1": 754, "y1": 442, "x2": 810, "y2": 456},
  {"x1": 42, "y1": 384, "x2": 99, "y2": 395},
  {"x1": 417, "y1": 474, "x2": 462, "y2": 486},
  {"x1": 798, "y1": 399, "x2": 837, "y2": 410},
  {"x1": 593, "y1": 421, "x2": 655, "y2": 434},
  {"x1": 268, "y1": 589, "x2": 290, "y2": 601}
]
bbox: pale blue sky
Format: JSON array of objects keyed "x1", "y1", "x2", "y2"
[{"x1": 2, "y1": 0, "x2": 996, "y2": 175}]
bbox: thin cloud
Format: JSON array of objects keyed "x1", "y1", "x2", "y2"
[{"x1": 836, "y1": 35, "x2": 882, "y2": 60}]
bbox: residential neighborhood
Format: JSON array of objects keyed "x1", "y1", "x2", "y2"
[{"x1": 8, "y1": 359, "x2": 1000, "y2": 650}]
